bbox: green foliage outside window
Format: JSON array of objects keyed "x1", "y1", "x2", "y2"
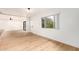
[{"x1": 42, "y1": 17, "x2": 55, "y2": 28}]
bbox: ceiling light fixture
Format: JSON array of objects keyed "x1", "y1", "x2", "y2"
[
  {"x1": 25, "y1": 8, "x2": 31, "y2": 18},
  {"x1": 28, "y1": 8, "x2": 30, "y2": 10},
  {"x1": 10, "y1": 17, "x2": 13, "y2": 20}
]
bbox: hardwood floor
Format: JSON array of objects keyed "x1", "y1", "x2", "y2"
[{"x1": 0, "y1": 31, "x2": 79, "y2": 51}]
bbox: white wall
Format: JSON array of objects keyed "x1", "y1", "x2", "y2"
[
  {"x1": 31, "y1": 8, "x2": 79, "y2": 48},
  {"x1": 0, "y1": 14, "x2": 25, "y2": 31}
]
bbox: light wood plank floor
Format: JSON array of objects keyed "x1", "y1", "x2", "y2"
[{"x1": 0, "y1": 31, "x2": 79, "y2": 51}]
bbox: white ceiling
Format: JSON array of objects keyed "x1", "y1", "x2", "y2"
[
  {"x1": 0, "y1": 8, "x2": 60, "y2": 17},
  {"x1": 0, "y1": 8, "x2": 41, "y2": 17},
  {"x1": 0, "y1": 8, "x2": 26, "y2": 17}
]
